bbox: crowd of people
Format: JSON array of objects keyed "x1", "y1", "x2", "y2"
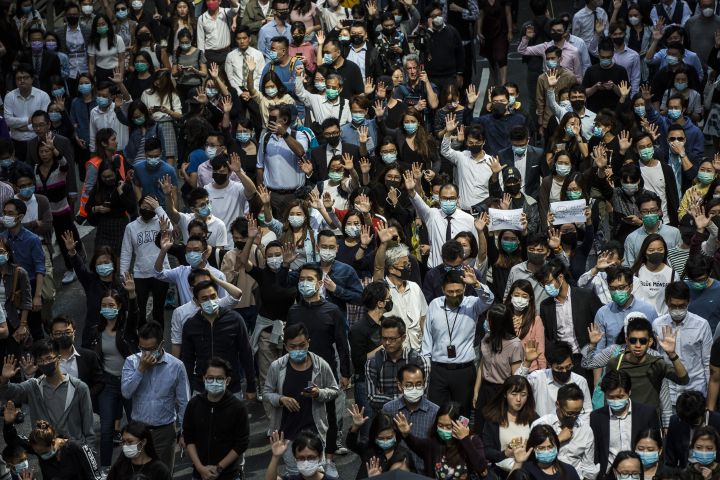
[{"x1": 1, "y1": 0, "x2": 720, "y2": 478}]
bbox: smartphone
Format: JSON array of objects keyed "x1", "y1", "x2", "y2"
[
  {"x1": 556, "y1": 142, "x2": 566, "y2": 151},
  {"x1": 296, "y1": 52, "x2": 304, "y2": 56},
  {"x1": 470, "y1": 206, "x2": 481, "y2": 217},
  {"x1": 268, "y1": 114, "x2": 278, "y2": 124},
  {"x1": 458, "y1": 416, "x2": 470, "y2": 427},
  {"x1": 303, "y1": 381, "x2": 314, "y2": 393}
]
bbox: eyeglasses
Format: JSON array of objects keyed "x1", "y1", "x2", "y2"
[
  {"x1": 668, "y1": 137, "x2": 685, "y2": 142},
  {"x1": 608, "y1": 284, "x2": 629, "y2": 292},
  {"x1": 381, "y1": 336, "x2": 402, "y2": 343},
  {"x1": 639, "y1": 209, "x2": 659, "y2": 215},
  {"x1": 52, "y1": 330, "x2": 74, "y2": 337},
  {"x1": 628, "y1": 337, "x2": 649, "y2": 345}
]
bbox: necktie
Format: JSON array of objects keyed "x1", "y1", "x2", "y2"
[
  {"x1": 240, "y1": 53, "x2": 247, "y2": 87},
  {"x1": 445, "y1": 215, "x2": 452, "y2": 242},
  {"x1": 33, "y1": 55, "x2": 41, "y2": 74}
]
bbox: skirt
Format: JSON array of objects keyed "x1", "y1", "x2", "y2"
[
  {"x1": 156, "y1": 119, "x2": 178, "y2": 158},
  {"x1": 95, "y1": 217, "x2": 129, "y2": 252}
]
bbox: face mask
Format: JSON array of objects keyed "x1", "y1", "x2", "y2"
[
  {"x1": 642, "y1": 214, "x2": 660, "y2": 229},
  {"x1": 292, "y1": 35, "x2": 304, "y2": 44},
  {"x1": 116, "y1": 9, "x2": 128, "y2": 18},
  {"x1": 100, "y1": 307, "x2": 119, "y2": 320},
  {"x1": 437, "y1": 427, "x2": 453, "y2": 441},
  {"x1": 693, "y1": 450, "x2": 716, "y2": 465},
  {"x1": 492, "y1": 103, "x2": 507, "y2": 118},
  {"x1": 617, "y1": 475, "x2": 640, "y2": 480},
  {"x1": 536, "y1": 447, "x2": 558, "y2": 463},
  {"x1": 527, "y1": 252, "x2": 546, "y2": 265},
  {"x1": 546, "y1": 59, "x2": 559, "y2": 70},
  {"x1": 344, "y1": 225, "x2": 360, "y2": 237},
  {"x1": 236, "y1": 132, "x2": 251, "y2": 143},
  {"x1": 395, "y1": 264, "x2": 412, "y2": 280},
  {"x1": 698, "y1": 172, "x2": 715, "y2": 184},
  {"x1": 376, "y1": 438, "x2": 396, "y2": 450},
  {"x1": 383, "y1": 27, "x2": 396, "y2": 36},
  {"x1": 666, "y1": 55, "x2": 679, "y2": 66},
  {"x1": 205, "y1": 146, "x2": 217, "y2": 158},
  {"x1": 637, "y1": 451, "x2": 659, "y2": 467},
  {"x1": 571, "y1": 99, "x2": 586, "y2": 112},
  {"x1": 201, "y1": 298, "x2": 219, "y2": 315},
  {"x1": 512, "y1": 145, "x2": 528, "y2": 156},
  {"x1": 197, "y1": 204, "x2": 212, "y2": 217},
  {"x1": 39, "y1": 448, "x2": 57, "y2": 460},
  {"x1": 621, "y1": 182, "x2": 639, "y2": 195},
  {"x1": 319, "y1": 248, "x2": 336, "y2": 263},
  {"x1": 130, "y1": 115, "x2": 147, "y2": 127},
  {"x1": 646, "y1": 252, "x2": 664, "y2": 265},
  {"x1": 51, "y1": 86, "x2": 65, "y2": 97},
  {"x1": 325, "y1": 88, "x2": 339, "y2": 100},
  {"x1": 669, "y1": 307, "x2": 687, "y2": 322},
  {"x1": 123, "y1": 443, "x2": 141, "y2": 459},
  {"x1": 298, "y1": 280, "x2": 317, "y2": 297},
  {"x1": 297, "y1": 460, "x2": 320, "y2": 477},
  {"x1": 599, "y1": 58, "x2": 613, "y2": 68},
  {"x1": 266, "y1": 256, "x2": 283, "y2": 270},
  {"x1": 403, "y1": 123, "x2": 418, "y2": 135},
  {"x1": 704, "y1": 7, "x2": 715, "y2": 17},
  {"x1": 206, "y1": 87, "x2": 219, "y2": 97},
  {"x1": 268, "y1": 50, "x2": 279, "y2": 62},
  {"x1": 96, "y1": 263, "x2": 114, "y2": 277},
  {"x1": 566, "y1": 191, "x2": 582, "y2": 200},
  {"x1": 13, "y1": 460, "x2": 29, "y2": 474},
  {"x1": 339, "y1": 35, "x2": 350, "y2": 42},
  {"x1": 351, "y1": 113, "x2": 365, "y2": 124},
  {"x1": 556, "y1": 164, "x2": 571, "y2": 176},
  {"x1": 97, "y1": 25, "x2": 109, "y2": 35},
  {"x1": 288, "y1": 215, "x2": 305, "y2": 228},
  {"x1": 688, "y1": 279, "x2": 708, "y2": 291},
  {"x1": 607, "y1": 397, "x2": 628, "y2": 411},
  {"x1": 0, "y1": 254, "x2": 8, "y2": 266},
  {"x1": 667, "y1": 109, "x2": 682, "y2": 120},
  {"x1": 2, "y1": 216, "x2": 16, "y2": 228},
  {"x1": 432, "y1": 16, "x2": 444, "y2": 28},
  {"x1": 147, "y1": 156, "x2": 162, "y2": 167},
  {"x1": 0, "y1": 159, "x2": 13, "y2": 169},
  {"x1": 213, "y1": 172, "x2": 228, "y2": 185},
  {"x1": 81, "y1": 5, "x2": 93, "y2": 14},
  {"x1": 68, "y1": 14, "x2": 80, "y2": 24},
  {"x1": 314, "y1": 81, "x2": 326, "y2": 92},
  {"x1": 139, "y1": 208, "x2": 155, "y2": 221},
  {"x1": 561, "y1": 232, "x2": 577, "y2": 246},
  {"x1": 178, "y1": 42, "x2": 192, "y2": 51},
  {"x1": 403, "y1": 386, "x2": 424, "y2": 403},
  {"x1": 186, "y1": 251, "x2": 204, "y2": 268},
  {"x1": 610, "y1": 290, "x2": 630, "y2": 305},
  {"x1": 564, "y1": 126, "x2": 576, "y2": 138},
  {"x1": 54, "y1": 335, "x2": 74, "y2": 350},
  {"x1": 288, "y1": 349, "x2": 307, "y2": 362},
  {"x1": 97, "y1": 96, "x2": 111, "y2": 108},
  {"x1": 592, "y1": 125, "x2": 604, "y2": 137},
  {"x1": 468, "y1": 144, "x2": 484, "y2": 155},
  {"x1": 674, "y1": 82, "x2": 688, "y2": 92},
  {"x1": 323, "y1": 53, "x2": 334, "y2": 65},
  {"x1": 505, "y1": 183, "x2": 521, "y2": 196},
  {"x1": 511, "y1": 295, "x2": 529, "y2": 311},
  {"x1": 38, "y1": 362, "x2": 56, "y2": 378},
  {"x1": 205, "y1": 378, "x2": 226, "y2": 395},
  {"x1": 628, "y1": 16, "x2": 640, "y2": 25},
  {"x1": 501, "y1": 240, "x2": 519, "y2": 253},
  {"x1": 544, "y1": 281, "x2": 560, "y2": 297},
  {"x1": 612, "y1": 36, "x2": 625, "y2": 46},
  {"x1": 328, "y1": 171, "x2": 343, "y2": 183},
  {"x1": 134, "y1": 62, "x2": 148, "y2": 73},
  {"x1": 639, "y1": 146, "x2": 654, "y2": 162},
  {"x1": 634, "y1": 106, "x2": 646, "y2": 117},
  {"x1": 440, "y1": 200, "x2": 457, "y2": 215},
  {"x1": 78, "y1": 83, "x2": 93, "y2": 95}
]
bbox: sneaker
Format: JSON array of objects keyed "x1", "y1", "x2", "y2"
[
  {"x1": 324, "y1": 461, "x2": 338, "y2": 478},
  {"x1": 335, "y1": 446, "x2": 349, "y2": 456},
  {"x1": 62, "y1": 271, "x2": 76, "y2": 284},
  {"x1": 113, "y1": 431, "x2": 122, "y2": 445},
  {"x1": 164, "y1": 290, "x2": 177, "y2": 309}
]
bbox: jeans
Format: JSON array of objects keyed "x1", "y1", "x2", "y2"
[
  {"x1": 98, "y1": 373, "x2": 132, "y2": 466},
  {"x1": 353, "y1": 379, "x2": 373, "y2": 443}
]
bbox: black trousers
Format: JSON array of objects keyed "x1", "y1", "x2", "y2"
[
  {"x1": 572, "y1": 353, "x2": 594, "y2": 388},
  {"x1": 428, "y1": 361, "x2": 475, "y2": 417},
  {"x1": 134, "y1": 276, "x2": 169, "y2": 326}
]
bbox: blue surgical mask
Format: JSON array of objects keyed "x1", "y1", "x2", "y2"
[
  {"x1": 323, "y1": 53, "x2": 334, "y2": 65},
  {"x1": 544, "y1": 281, "x2": 560, "y2": 297},
  {"x1": 39, "y1": 448, "x2": 57, "y2": 460},
  {"x1": 666, "y1": 55, "x2": 679, "y2": 66},
  {"x1": 19, "y1": 186, "x2": 35, "y2": 198},
  {"x1": 634, "y1": 106, "x2": 646, "y2": 117},
  {"x1": 95, "y1": 263, "x2": 114, "y2": 277},
  {"x1": 288, "y1": 349, "x2": 308, "y2": 362},
  {"x1": 268, "y1": 50, "x2": 279, "y2": 62},
  {"x1": 146, "y1": 156, "x2": 161, "y2": 167},
  {"x1": 546, "y1": 60, "x2": 558, "y2": 69},
  {"x1": 512, "y1": 145, "x2": 527, "y2": 156},
  {"x1": 206, "y1": 87, "x2": 218, "y2": 98},
  {"x1": 186, "y1": 251, "x2": 204, "y2": 267},
  {"x1": 0, "y1": 254, "x2": 8, "y2": 266},
  {"x1": 639, "y1": 146, "x2": 654, "y2": 162},
  {"x1": 314, "y1": 81, "x2": 326, "y2": 92},
  {"x1": 116, "y1": 9, "x2": 128, "y2": 18},
  {"x1": 298, "y1": 280, "x2": 317, "y2": 297},
  {"x1": 201, "y1": 298, "x2": 219, "y2": 315},
  {"x1": 607, "y1": 398, "x2": 629, "y2": 411},
  {"x1": 636, "y1": 451, "x2": 659, "y2": 467},
  {"x1": 97, "y1": 96, "x2": 111, "y2": 108},
  {"x1": 13, "y1": 460, "x2": 29, "y2": 474},
  {"x1": 52, "y1": 87, "x2": 65, "y2": 97},
  {"x1": 197, "y1": 204, "x2": 212, "y2": 217},
  {"x1": 674, "y1": 82, "x2": 688, "y2": 92},
  {"x1": 599, "y1": 58, "x2": 613, "y2": 68},
  {"x1": 100, "y1": 307, "x2": 119, "y2": 320},
  {"x1": 78, "y1": 83, "x2": 93, "y2": 95},
  {"x1": 179, "y1": 42, "x2": 191, "y2": 50},
  {"x1": 205, "y1": 146, "x2": 217, "y2": 158},
  {"x1": 49, "y1": 111, "x2": 62, "y2": 123},
  {"x1": 403, "y1": 122, "x2": 418, "y2": 134},
  {"x1": 592, "y1": 125, "x2": 604, "y2": 137},
  {"x1": 381, "y1": 152, "x2": 397, "y2": 164},
  {"x1": 0, "y1": 159, "x2": 12, "y2": 168},
  {"x1": 351, "y1": 113, "x2": 365, "y2": 124},
  {"x1": 265, "y1": 87, "x2": 278, "y2": 97},
  {"x1": 668, "y1": 109, "x2": 682, "y2": 120},
  {"x1": 204, "y1": 378, "x2": 226, "y2": 394},
  {"x1": 235, "y1": 132, "x2": 251, "y2": 143},
  {"x1": 556, "y1": 164, "x2": 571, "y2": 176},
  {"x1": 376, "y1": 438, "x2": 396, "y2": 450},
  {"x1": 693, "y1": 450, "x2": 716, "y2": 465},
  {"x1": 535, "y1": 447, "x2": 558, "y2": 463},
  {"x1": 440, "y1": 200, "x2": 457, "y2": 215},
  {"x1": 564, "y1": 126, "x2": 575, "y2": 137}
]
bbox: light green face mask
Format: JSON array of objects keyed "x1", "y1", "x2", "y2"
[
  {"x1": 698, "y1": 171, "x2": 716, "y2": 185},
  {"x1": 437, "y1": 427, "x2": 453, "y2": 441},
  {"x1": 328, "y1": 171, "x2": 343, "y2": 182}
]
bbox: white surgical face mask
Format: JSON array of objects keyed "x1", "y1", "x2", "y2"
[
  {"x1": 511, "y1": 295, "x2": 530, "y2": 311},
  {"x1": 122, "y1": 443, "x2": 142, "y2": 458},
  {"x1": 403, "y1": 386, "x2": 424, "y2": 403},
  {"x1": 297, "y1": 459, "x2": 321, "y2": 477}
]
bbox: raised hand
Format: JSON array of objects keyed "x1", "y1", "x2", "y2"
[
  {"x1": 461, "y1": 265, "x2": 478, "y2": 286},
  {"x1": 500, "y1": 193, "x2": 512, "y2": 210},
  {"x1": 618, "y1": 130, "x2": 631, "y2": 152},
  {"x1": 652, "y1": 18, "x2": 664, "y2": 42},
  {"x1": 246, "y1": 56, "x2": 256, "y2": 72},
  {"x1": 194, "y1": 85, "x2": 208, "y2": 104},
  {"x1": 658, "y1": 325, "x2": 677, "y2": 355},
  {"x1": 357, "y1": 125, "x2": 369, "y2": 144},
  {"x1": 159, "y1": 174, "x2": 174, "y2": 195},
  {"x1": 547, "y1": 227, "x2": 561, "y2": 249},
  {"x1": 690, "y1": 203, "x2": 711, "y2": 230},
  {"x1": 322, "y1": 191, "x2": 334, "y2": 210},
  {"x1": 159, "y1": 230, "x2": 174, "y2": 251},
  {"x1": 457, "y1": 124, "x2": 465, "y2": 143},
  {"x1": 387, "y1": 185, "x2": 399, "y2": 206},
  {"x1": 618, "y1": 80, "x2": 630, "y2": 98},
  {"x1": 316, "y1": 30, "x2": 325, "y2": 45},
  {"x1": 375, "y1": 80, "x2": 386, "y2": 98},
  {"x1": 474, "y1": 211, "x2": 489, "y2": 232},
  {"x1": 342, "y1": 152, "x2": 355, "y2": 172},
  {"x1": 546, "y1": 69, "x2": 559, "y2": 88},
  {"x1": 347, "y1": 404, "x2": 369, "y2": 429},
  {"x1": 359, "y1": 157, "x2": 371, "y2": 175},
  {"x1": 355, "y1": 193, "x2": 371, "y2": 213},
  {"x1": 373, "y1": 100, "x2": 386, "y2": 118},
  {"x1": 393, "y1": 412, "x2": 412, "y2": 436},
  {"x1": 257, "y1": 184, "x2": 271, "y2": 205},
  {"x1": 523, "y1": 339, "x2": 539, "y2": 363},
  {"x1": 307, "y1": 190, "x2": 322, "y2": 210},
  {"x1": 364, "y1": 77, "x2": 375, "y2": 95},
  {"x1": 111, "y1": 66, "x2": 123, "y2": 84},
  {"x1": 123, "y1": 272, "x2": 135, "y2": 294},
  {"x1": 640, "y1": 83, "x2": 652, "y2": 102},
  {"x1": 220, "y1": 95, "x2": 233, "y2": 113},
  {"x1": 18, "y1": 353, "x2": 36, "y2": 378},
  {"x1": 269, "y1": 431, "x2": 289, "y2": 457},
  {"x1": 489, "y1": 156, "x2": 505, "y2": 174},
  {"x1": 247, "y1": 214, "x2": 259, "y2": 238},
  {"x1": 512, "y1": 441, "x2": 534, "y2": 464},
  {"x1": 360, "y1": 225, "x2": 373, "y2": 246},
  {"x1": 403, "y1": 170, "x2": 416, "y2": 192},
  {"x1": 298, "y1": 157, "x2": 313, "y2": 175},
  {"x1": 366, "y1": 457, "x2": 382, "y2": 477},
  {"x1": 209, "y1": 62, "x2": 220, "y2": 78},
  {"x1": 466, "y1": 84, "x2": 478, "y2": 105},
  {"x1": 444, "y1": 112, "x2": 458, "y2": 133},
  {"x1": 282, "y1": 241, "x2": 298, "y2": 265},
  {"x1": 592, "y1": 143, "x2": 608, "y2": 168},
  {"x1": 61, "y1": 230, "x2": 77, "y2": 253},
  {"x1": 1, "y1": 355, "x2": 19, "y2": 381},
  {"x1": 596, "y1": 251, "x2": 613, "y2": 270},
  {"x1": 587, "y1": 323, "x2": 604, "y2": 346}
]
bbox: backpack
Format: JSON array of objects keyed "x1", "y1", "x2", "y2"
[{"x1": 262, "y1": 128, "x2": 316, "y2": 156}]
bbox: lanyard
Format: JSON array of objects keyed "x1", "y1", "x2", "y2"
[{"x1": 444, "y1": 302, "x2": 460, "y2": 345}]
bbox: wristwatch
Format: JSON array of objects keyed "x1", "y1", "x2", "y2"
[{"x1": 216, "y1": 465, "x2": 224, "y2": 475}]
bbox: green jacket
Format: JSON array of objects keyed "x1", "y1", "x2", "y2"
[{"x1": 609, "y1": 352, "x2": 689, "y2": 410}]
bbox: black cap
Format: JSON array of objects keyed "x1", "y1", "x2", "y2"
[{"x1": 503, "y1": 166, "x2": 521, "y2": 182}]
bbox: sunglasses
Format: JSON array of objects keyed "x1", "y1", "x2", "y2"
[{"x1": 628, "y1": 337, "x2": 649, "y2": 345}]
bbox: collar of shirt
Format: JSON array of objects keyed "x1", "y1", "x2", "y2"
[
  {"x1": 610, "y1": 402, "x2": 632, "y2": 420},
  {"x1": 609, "y1": 296, "x2": 638, "y2": 313},
  {"x1": 323, "y1": 97, "x2": 341, "y2": 106},
  {"x1": 7, "y1": 227, "x2": 29, "y2": 241},
  {"x1": 402, "y1": 396, "x2": 431, "y2": 412},
  {"x1": 554, "y1": 286, "x2": 571, "y2": 305},
  {"x1": 14, "y1": 89, "x2": 36, "y2": 101},
  {"x1": 326, "y1": 143, "x2": 343, "y2": 154},
  {"x1": 384, "y1": 275, "x2": 407, "y2": 291},
  {"x1": 41, "y1": 373, "x2": 69, "y2": 385},
  {"x1": 62, "y1": 347, "x2": 81, "y2": 361},
  {"x1": 352, "y1": 44, "x2": 368, "y2": 52}
]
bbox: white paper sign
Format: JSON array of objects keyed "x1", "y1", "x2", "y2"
[
  {"x1": 488, "y1": 208, "x2": 523, "y2": 232},
  {"x1": 551, "y1": 200, "x2": 587, "y2": 225}
]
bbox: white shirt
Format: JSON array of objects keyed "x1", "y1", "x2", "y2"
[
  {"x1": 514, "y1": 153, "x2": 527, "y2": 193},
  {"x1": 519, "y1": 369, "x2": 593, "y2": 422},
  {"x1": 555, "y1": 288, "x2": 579, "y2": 353},
  {"x1": 440, "y1": 136, "x2": 493, "y2": 209},
  {"x1": 257, "y1": 131, "x2": 309, "y2": 190},
  {"x1": 120, "y1": 208, "x2": 172, "y2": 278},
  {"x1": 3, "y1": 88, "x2": 51, "y2": 141},
  {"x1": 89, "y1": 102, "x2": 130, "y2": 152},
  {"x1": 633, "y1": 265, "x2": 675, "y2": 316},
  {"x1": 295, "y1": 78, "x2": 352, "y2": 125},
  {"x1": 225, "y1": 47, "x2": 265, "y2": 94},
  {"x1": 532, "y1": 413, "x2": 600, "y2": 480},
  {"x1": 384, "y1": 277, "x2": 428, "y2": 350},
  {"x1": 197, "y1": 7, "x2": 237, "y2": 51},
  {"x1": 65, "y1": 25, "x2": 88, "y2": 77},
  {"x1": 650, "y1": 0, "x2": 692, "y2": 25},
  {"x1": 347, "y1": 43, "x2": 367, "y2": 77},
  {"x1": 639, "y1": 162, "x2": 670, "y2": 223},
  {"x1": 155, "y1": 263, "x2": 227, "y2": 305},
  {"x1": 572, "y1": 6, "x2": 608, "y2": 48},
  {"x1": 59, "y1": 347, "x2": 80, "y2": 378},
  {"x1": 410, "y1": 193, "x2": 477, "y2": 269},
  {"x1": 87, "y1": 35, "x2": 125, "y2": 70},
  {"x1": 608, "y1": 404, "x2": 633, "y2": 468},
  {"x1": 203, "y1": 181, "x2": 251, "y2": 229},
  {"x1": 178, "y1": 212, "x2": 228, "y2": 248}
]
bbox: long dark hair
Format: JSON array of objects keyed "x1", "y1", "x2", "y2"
[
  {"x1": 606, "y1": 451, "x2": 643, "y2": 480},
  {"x1": 97, "y1": 289, "x2": 125, "y2": 332},
  {"x1": 90, "y1": 245, "x2": 120, "y2": 282},
  {"x1": 432, "y1": 402, "x2": 467, "y2": 468},
  {"x1": 484, "y1": 304, "x2": 516, "y2": 354},
  {"x1": 482, "y1": 375, "x2": 537, "y2": 427},
  {"x1": 260, "y1": 70, "x2": 288, "y2": 98},
  {"x1": 504, "y1": 279, "x2": 537, "y2": 340},
  {"x1": 90, "y1": 14, "x2": 116, "y2": 49},
  {"x1": 631, "y1": 233, "x2": 668, "y2": 274},
  {"x1": 368, "y1": 413, "x2": 397, "y2": 444},
  {"x1": 147, "y1": 69, "x2": 177, "y2": 106},
  {"x1": 527, "y1": 425, "x2": 565, "y2": 480},
  {"x1": 110, "y1": 421, "x2": 161, "y2": 478},
  {"x1": 127, "y1": 99, "x2": 156, "y2": 131},
  {"x1": 495, "y1": 229, "x2": 525, "y2": 269}
]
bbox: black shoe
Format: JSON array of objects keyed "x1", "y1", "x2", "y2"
[{"x1": 14, "y1": 411, "x2": 24, "y2": 424}]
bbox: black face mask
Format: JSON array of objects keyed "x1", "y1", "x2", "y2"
[
  {"x1": 383, "y1": 27, "x2": 396, "y2": 36},
  {"x1": 552, "y1": 369, "x2": 572, "y2": 384},
  {"x1": 505, "y1": 183, "x2": 521, "y2": 196},
  {"x1": 571, "y1": 100, "x2": 585, "y2": 112},
  {"x1": 468, "y1": 144, "x2": 483, "y2": 155},
  {"x1": 38, "y1": 362, "x2": 57, "y2": 377},
  {"x1": 491, "y1": 103, "x2": 506, "y2": 118},
  {"x1": 292, "y1": 35, "x2": 304, "y2": 45},
  {"x1": 549, "y1": 31, "x2": 564, "y2": 42},
  {"x1": 559, "y1": 411, "x2": 578, "y2": 428},
  {"x1": 396, "y1": 264, "x2": 411, "y2": 280},
  {"x1": 213, "y1": 172, "x2": 228, "y2": 185},
  {"x1": 384, "y1": 298, "x2": 394, "y2": 312},
  {"x1": 386, "y1": 180, "x2": 401, "y2": 190},
  {"x1": 234, "y1": 240, "x2": 246, "y2": 250},
  {"x1": 326, "y1": 135, "x2": 341, "y2": 147},
  {"x1": 527, "y1": 252, "x2": 546, "y2": 265},
  {"x1": 646, "y1": 252, "x2": 664, "y2": 265},
  {"x1": 138, "y1": 32, "x2": 152, "y2": 43},
  {"x1": 276, "y1": 12, "x2": 288, "y2": 21},
  {"x1": 351, "y1": 35, "x2": 364, "y2": 45},
  {"x1": 102, "y1": 178, "x2": 117, "y2": 187},
  {"x1": 612, "y1": 36, "x2": 625, "y2": 46},
  {"x1": 67, "y1": 15, "x2": 80, "y2": 25},
  {"x1": 560, "y1": 232, "x2": 577, "y2": 246},
  {"x1": 139, "y1": 208, "x2": 155, "y2": 221},
  {"x1": 54, "y1": 335, "x2": 73, "y2": 350}
]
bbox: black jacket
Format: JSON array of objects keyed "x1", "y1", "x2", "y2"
[
  {"x1": 308, "y1": 141, "x2": 361, "y2": 185},
  {"x1": 17, "y1": 49, "x2": 62, "y2": 92},
  {"x1": 182, "y1": 391, "x2": 249, "y2": 480},
  {"x1": 539, "y1": 286, "x2": 602, "y2": 349},
  {"x1": 590, "y1": 401, "x2": 660, "y2": 478},
  {"x1": 93, "y1": 297, "x2": 139, "y2": 367},
  {"x1": 287, "y1": 298, "x2": 352, "y2": 378},
  {"x1": 74, "y1": 346, "x2": 105, "y2": 399},
  {"x1": 665, "y1": 411, "x2": 720, "y2": 468},
  {"x1": 180, "y1": 308, "x2": 256, "y2": 393},
  {"x1": 497, "y1": 145, "x2": 549, "y2": 200},
  {"x1": 340, "y1": 42, "x2": 383, "y2": 80}
]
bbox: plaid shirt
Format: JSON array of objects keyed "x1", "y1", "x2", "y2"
[
  {"x1": 366, "y1": 347, "x2": 430, "y2": 410},
  {"x1": 382, "y1": 396, "x2": 439, "y2": 471}
]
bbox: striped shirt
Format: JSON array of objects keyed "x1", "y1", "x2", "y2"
[
  {"x1": 366, "y1": 347, "x2": 430, "y2": 410},
  {"x1": 35, "y1": 157, "x2": 71, "y2": 215}
]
